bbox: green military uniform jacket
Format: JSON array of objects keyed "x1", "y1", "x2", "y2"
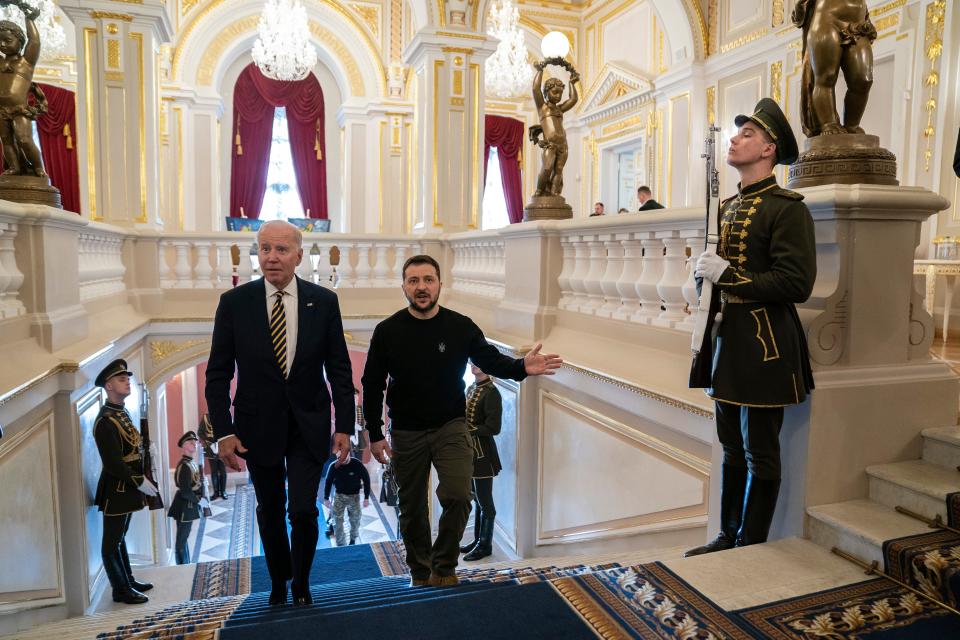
[
  {"x1": 167, "y1": 456, "x2": 202, "y2": 522},
  {"x1": 466, "y1": 378, "x2": 502, "y2": 478},
  {"x1": 198, "y1": 414, "x2": 219, "y2": 460},
  {"x1": 93, "y1": 401, "x2": 147, "y2": 515},
  {"x1": 708, "y1": 174, "x2": 816, "y2": 407}
]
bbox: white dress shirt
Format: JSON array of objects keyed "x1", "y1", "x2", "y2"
[{"x1": 265, "y1": 277, "x2": 299, "y2": 377}]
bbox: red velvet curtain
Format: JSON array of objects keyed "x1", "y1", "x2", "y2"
[
  {"x1": 32, "y1": 84, "x2": 81, "y2": 213},
  {"x1": 484, "y1": 115, "x2": 524, "y2": 224},
  {"x1": 229, "y1": 64, "x2": 328, "y2": 219}
]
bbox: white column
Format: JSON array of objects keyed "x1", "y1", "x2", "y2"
[
  {"x1": 579, "y1": 237, "x2": 607, "y2": 314},
  {"x1": 632, "y1": 236, "x2": 665, "y2": 323},
  {"x1": 653, "y1": 235, "x2": 688, "y2": 327}
]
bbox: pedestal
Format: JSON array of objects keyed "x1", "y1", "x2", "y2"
[
  {"x1": 524, "y1": 195, "x2": 573, "y2": 221},
  {"x1": 0, "y1": 175, "x2": 62, "y2": 208},
  {"x1": 787, "y1": 134, "x2": 898, "y2": 189}
]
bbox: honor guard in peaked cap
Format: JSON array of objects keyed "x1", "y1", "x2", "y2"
[
  {"x1": 735, "y1": 98, "x2": 799, "y2": 165},
  {"x1": 96, "y1": 359, "x2": 133, "y2": 387},
  {"x1": 178, "y1": 431, "x2": 199, "y2": 447}
]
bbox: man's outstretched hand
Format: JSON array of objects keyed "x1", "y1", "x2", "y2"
[
  {"x1": 523, "y1": 343, "x2": 562, "y2": 376},
  {"x1": 332, "y1": 432, "x2": 352, "y2": 467},
  {"x1": 219, "y1": 435, "x2": 248, "y2": 471},
  {"x1": 371, "y1": 439, "x2": 393, "y2": 464}
]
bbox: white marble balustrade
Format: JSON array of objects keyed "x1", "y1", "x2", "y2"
[
  {"x1": 78, "y1": 226, "x2": 126, "y2": 302},
  {"x1": 158, "y1": 233, "x2": 419, "y2": 290},
  {"x1": 449, "y1": 233, "x2": 506, "y2": 299},
  {"x1": 0, "y1": 219, "x2": 24, "y2": 319},
  {"x1": 555, "y1": 209, "x2": 704, "y2": 331}
]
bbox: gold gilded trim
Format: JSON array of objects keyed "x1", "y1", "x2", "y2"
[
  {"x1": 131, "y1": 32, "x2": 147, "y2": 222},
  {"x1": 378, "y1": 119, "x2": 386, "y2": 232},
  {"x1": 174, "y1": 106, "x2": 184, "y2": 230},
  {"x1": 83, "y1": 28, "x2": 99, "y2": 220},
  {"x1": 149, "y1": 338, "x2": 209, "y2": 364},
  {"x1": 432, "y1": 59, "x2": 443, "y2": 227},
  {"x1": 750, "y1": 307, "x2": 781, "y2": 361},
  {"x1": 90, "y1": 11, "x2": 134, "y2": 22},
  {"x1": 470, "y1": 63, "x2": 479, "y2": 229}
]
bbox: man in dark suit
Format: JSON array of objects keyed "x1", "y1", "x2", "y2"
[
  {"x1": 637, "y1": 185, "x2": 664, "y2": 211},
  {"x1": 205, "y1": 220, "x2": 354, "y2": 606}
]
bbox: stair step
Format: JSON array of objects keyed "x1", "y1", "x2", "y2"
[
  {"x1": 807, "y1": 499, "x2": 933, "y2": 567},
  {"x1": 866, "y1": 460, "x2": 960, "y2": 521},
  {"x1": 922, "y1": 426, "x2": 960, "y2": 470}
]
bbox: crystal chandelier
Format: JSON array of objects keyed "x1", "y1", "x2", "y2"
[
  {"x1": 484, "y1": 0, "x2": 532, "y2": 99},
  {"x1": 0, "y1": 0, "x2": 66, "y2": 62},
  {"x1": 251, "y1": 0, "x2": 317, "y2": 81}
]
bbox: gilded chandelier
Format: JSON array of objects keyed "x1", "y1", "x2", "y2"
[{"x1": 251, "y1": 0, "x2": 318, "y2": 82}]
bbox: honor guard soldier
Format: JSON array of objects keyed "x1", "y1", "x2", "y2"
[
  {"x1": 168, "y1": 431, "x2": 207, "y2": 564},
  {"x1": 460, "y1": 363, "x2": 502, "y2": 561},
  {"x1": 199, "y1": 413, "x2": 228, "y2": 500},
  {"x1": 687, "y1": 98, "x2": 816, "y2": 557},
  {"x1": 93, "y1": 359, "x2": 159, "y2": 604}
]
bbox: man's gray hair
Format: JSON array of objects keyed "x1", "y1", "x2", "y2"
[{"x1": 257, "y1": 219, "x2": 303, "y2": 248}]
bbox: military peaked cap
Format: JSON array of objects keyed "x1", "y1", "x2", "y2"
[
  {"x1": 95, "y1": 358, "x2": 133, "y2": 387},
  {"x1": 178, "y1": 430, "x2": 199, "y2": 447},
  {"x1": 735, "y1": 98, "x2": 799, "y2": 165}
]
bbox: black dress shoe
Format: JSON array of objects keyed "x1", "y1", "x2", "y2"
[
  {"x1": 113, "y1": 589, "x2": 149, "y2": 605},
  {"x1": 268, "y1": 581, "x2": 288, "y2": 606},
  {"x1": 291, "y1": 583, "x2": 313, "y2": 606},
  {"x1": 129, "y1": 579, "x2": 153, "y2": 592}
]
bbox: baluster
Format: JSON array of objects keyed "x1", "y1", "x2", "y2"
[
  {"x1": 371, "y1": 243, "x2": 391, "y2": 287},
  {"x1": 0, "y1": 221, "x2": 24, "y2": 318},
  {"x1": 566, "y1": 235, "x2": 590, "y2": 311},
  {"x1": 613, "y1": 233, "x2": 643, "y2": 321},
  {"x1": 158, "y1": 240, "x2": 173, "y2": 288},
  {"x1": 172, "y1": 241, "x2": 193, "y2": 288},
  {"x1": 314, "y1": 242, "x2": 333, "y2": 288},
  {"x1": 556, "y1": 236, "x2": 574, "y2": 309},
  {"x1": 493, "y1": 242, "x2": 506, "y2": 298},
  {"x1": 597, "y1": 235, "x2": 625, "y2": 318},
  {"x1": 215, "y1": 241, "x2": 233, "y2": 288},
  {"x1": 355, "y1": 242, "x2": 373, "y2": 287},
  {"x1": 479, "y1": 243, "x2": 494, "y2": 297},
  {"x1": 679, "y1": 233, "x2": 703, "y2": 329},
  {"x1": 394, "y1": 243, "x2": 411, "y2": 285},
  {"x1": 338, "y1": 242, "x2": 356, "y2": 287},
  {"x1": 237, "y1": 240, "x2": 254, "y2": 282},
  {"x1": 653, "y1": 234, "x2": 688, "y2": 327},
  {"x1": 194, "y1": 242, "x2": 214, "y2": 288},
  {"x1": 632, "y1": 236, "x2": 665, "y2": 323},
  {"x1": 580, "y1": 236, "x2": 606, "y2": 314},
  {"x1": 297, "y1": 240, "x2": 315, "y2": 282}
]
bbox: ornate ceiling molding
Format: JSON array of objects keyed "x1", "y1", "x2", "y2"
[{"x1": 579, "y1": 62, "x2": 655, "y2": 122}]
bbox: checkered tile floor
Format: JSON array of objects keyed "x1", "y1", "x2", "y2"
[{"x1": 185, "y1": 461, "x2": 398, "y2": 563}]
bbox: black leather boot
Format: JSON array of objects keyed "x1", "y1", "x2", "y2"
[
  {"x1": 106, "y1": 553, "x2": 148, "y2": 604},
  {"x1": 735, "y1": 475, "x2": 781, "y2": 547},
  {"x1": 120, "y1": 540, "x2": 153, "y2": 592},
  {"x1": 463, "y1": 515, "x2": 494, "y2": 561},
  {"x1": 460, "y1": 509, "x2": 482, "y2": 554},
  {"x1": 684, "y1": 464, "x2": 748, "y2": 557}
]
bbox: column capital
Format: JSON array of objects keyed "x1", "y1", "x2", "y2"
[
  {"x1": 403, "y1": 28, "x2": 497, "y2": 69},
  {"x1": 60, "y1": 0, "x2": 174, "y2": 43}
]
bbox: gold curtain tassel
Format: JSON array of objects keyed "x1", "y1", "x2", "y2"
[
  {"x1": 517, "y1": 148, "x2": 522, "y2": 164},
  {"x1": 237, "y1": 144, "x2": 243, "y2": 156},
  {"x1": 63, "y1": 123, "x2": 73, "y2": 150},
  {"x1": 234, "y1": 122, "x2": 242, "y2": 155}
]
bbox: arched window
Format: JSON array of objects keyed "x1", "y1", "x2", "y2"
[
  {"x1": 259, "y1": 107, "x2": 303, "y2": 221},
  {"x1": 481, "y1": 147, "x2": 510, "y2": 230}
]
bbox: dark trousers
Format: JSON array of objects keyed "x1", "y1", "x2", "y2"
[
  {"x1": 174, "y1": 520, "x2": 194, "y2": 565},
  {"x1": 245, "y1": 414, "x2": 324, "y2": 590},
  {"x1": 472, "y1": 477, "x2": 495, "y2": 518},
  {"x1": 102, "y1": 513, "x2": 132, "y2": 592},
  {"x1": 392, "y1": 419, "x2": 473, "y2": 579},
  {"x1": 715, "y1": 401, "x2": 784, "y2": 480},
  {"x1": 209, "y1": 456, "x2": 227, "y2": 495}
]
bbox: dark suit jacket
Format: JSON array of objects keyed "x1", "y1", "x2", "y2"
[
  {"x1": 639, "y1": 199, "x2": 664, "y2": 211},
  {"x1": 205, "y1": 277, "x2": 354, "y2": 466},
  {"x1": 954, "y1": 128, "x2": 960, "y2": 178}
]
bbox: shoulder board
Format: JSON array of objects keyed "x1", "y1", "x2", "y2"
[{"x1": 772, "y1": 187, "x2": 804, "y2": 201}]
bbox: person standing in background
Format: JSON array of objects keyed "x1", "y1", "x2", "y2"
[
  {"x1": 168, "y1": 431, "x2": 207, "y2": 564},
  {"x1": 199, "y1": 413, "x2": 227, "y2": 499}
]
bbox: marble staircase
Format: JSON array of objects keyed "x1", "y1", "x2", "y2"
[{"x1": 808, "y1": 425, "x2": 960, "y2": 567}]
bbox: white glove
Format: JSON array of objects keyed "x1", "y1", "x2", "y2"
[
  {"x1": 200, "y1": 497, "x2": 210, "y2": 509},
  {"x1": 137, "y1": 479, "x2": 159, "y2": 497},
  {"x1": 694, "y1": 251, "x2": 731, "y2": 284}
]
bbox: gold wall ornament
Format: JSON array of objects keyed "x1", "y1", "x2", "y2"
[
  {"x1": 874, "y1": 0, "x2": 909, "y2": 15},
  {"x1": 720, "y1": 28, "x2": 768, "y2": 53},
  {"x1": 106, "y1": 23, "x2": 119, "y2": 35},
  {"x1": 106, "y1": 39, "x2": 121, "y2": 67},
  {"x1": 348, "y1": 2, "x2": 381, "y2": 39},
  {"x1": 390, "y1": 0, "x2": 402, "y2": 61},
  {"x1": 770, "y1": 60, "x2": 783, "y2": 104},
  {"x1": 149, "y1": 339, "x2": 209, "y2": 365},
  {"x1": 89, "y1": 11, "x2": 134, "y2": 22},
  {"x1": 873, "y1": 14, "x2": 900, "y2": 34},
  {"x1": 772, "y1": 0, "x2": 785, "y2": 27},
  {"x1": 601, "y1": 113, "x2": 644, "y2": 137},
  {"x1": 707, "y1": 0, "x2": 718, "y2": 55},
  {"x1": 921, "y1": 0, "x2": 946, "y2": 172},
  {"x1": 181, "y1": 0, "x2": 203, "y2": 16},
  {"x1": 706, "y1": 85, "x2": 716, "y2": 125}
]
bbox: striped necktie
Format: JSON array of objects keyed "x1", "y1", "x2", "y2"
[{"x1": 270, "y1": 291, "x2": 287, "y2": 377}]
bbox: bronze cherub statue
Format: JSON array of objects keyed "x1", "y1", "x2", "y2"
[
  {"x1": 793, "y1": 0, "x2": 877, "y2": 137},
  {"x1": 530, "y1": 58, "x2": 579, "y2": 197},
  {"x1": 0, "y1": 0, "x2": 48, "y2": 176}
]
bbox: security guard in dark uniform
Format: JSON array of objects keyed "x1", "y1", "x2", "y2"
[
  {"x1": 93, "y1": 359, "x2": 159, "y2": 604},
  {"x1": 460, "y1": 364, "x2": 502, "y2": 561},
  {"x1": 168, "y1": 430, "x2": 206, "y2": 564},
  {"x1": 687, "y1": 98, "x2": 816, "y2": 556},
  {"x1": 199, "y1": 413, "x2": 227, "y2": 499}
]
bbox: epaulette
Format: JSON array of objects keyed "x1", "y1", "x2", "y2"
[{"x1": 772, "y1": 187, "x2": 804, "y2": 200}]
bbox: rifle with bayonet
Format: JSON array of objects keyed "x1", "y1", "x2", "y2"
[{"x1": 140, "y1": 387, "x2": 165, "y2": 510}]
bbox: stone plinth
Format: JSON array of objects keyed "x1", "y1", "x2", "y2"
[
  {"x1": 524, "y1": 195, "x2": 573, "y2": 221},
  {"x1": 787, "y1": 134, "x2": 898, "y2": 189},
  {"x1": 0, "y1": 175, "x2": 61, "y2": 209}
]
